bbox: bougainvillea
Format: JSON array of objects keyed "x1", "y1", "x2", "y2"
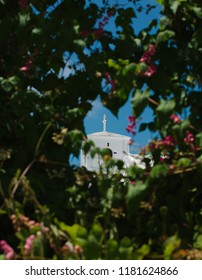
[
  {"x1": 139, "y1": 44, "x2": 157, "y2": 77},
  {"x1": 0, "y1": 240, "x2": 15, "y2": 260},
  {"x1": 0, "y1": 0, "x2": 202, "y2": 260}
]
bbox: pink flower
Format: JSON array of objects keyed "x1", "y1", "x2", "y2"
[
  {"x1": 140, "y1": 44, "x2": 155, "y2": 63},
  {"x1": 139, "y1": 44, "x2": 157, "y2": 77},
  {"x1": 169, "y1": 164, "x2": 175, "y2": 170},
  {"x1": 140, "y1": 53, "x2": 151, "y2": 64},
  {"x1": 20, "y1": 66, "x2": 29, "y2": 72},
  {"x1": 156, "y1": 135, "x2": 176, "y2": 148},
  {"x1": 20, "y1": 59, "x2": 32, "y2": 72},
  {"x1": 184, "y1": 131, "x2": 194, "y2": 144},
  {"x1": 74, "y1": 245, "x2": 83, "y2": 255},
  {"x1": 170, "y1": 114, "x2": 181, "y2": 123},
  {"x1": 143, "y1": 64, "x2": 157, "y2": 77},
  {"x1": 163, "y1": 135, "x2": 176, "y2": 146},
  {"x1": 130, "y1": 181, "x2": 136, "y2": 185},
  {"x1": 128, "y1": 115, "x2": 136, "y2": 123},
  {"x1": 126, "y1": 124, "x2": 136, "y2": 135},
  {"x1": 24, "y1": 235, "x2": 35, "y2": 255},
  {"x1": 127, "y1": 115, "x2": 136, "y2": 135},
  {"x1": 0, "y1": 240, "x2": 15, "y2": 260},
  {"x1": 148, "y1": 44, "x2": 156, "y2": 56},
  {"x1": 148, "y1": 142, "x2": 156, "y2": 150}
]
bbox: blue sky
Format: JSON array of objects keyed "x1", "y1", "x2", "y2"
[
  {"x1": 84, "y1": 0, "x2": 161, "y2": 148},
  {"x1": 66, "y1": 0, "x2": 162, "y2": 164}
]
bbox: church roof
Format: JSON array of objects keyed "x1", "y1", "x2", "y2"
[
  {"x1": 87, "y1": 114, "x2": 130, "y2": 139},
  {"x1": 88, "y1": 131, "x2": 130, "y2": 139}
]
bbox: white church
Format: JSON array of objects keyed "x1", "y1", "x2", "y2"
[{"x1": 80, "y1": 115, "x2": 145, "y2": 171}]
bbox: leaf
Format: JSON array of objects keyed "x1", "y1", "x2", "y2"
[
  {"x1": 133, "y1": 38, "x2": 141, "y2": 49},
  {"x1": 1, "y1": 79, "x2": 13, "y2": 92},
  {"x1": 108, "y1": 59, "x2": 120, "y2": 70},
  {"x1": 82, "y1": 139, "x2": 94, "y2": 155},
  {"x1": 119, "y1": 237, "x2": 133, "y2": 259},
  {"x1": 32, "y1": 28, "x2": 42, "y2": 35},
  {"x1": 126, "y1": 181, "x2": 148, "y2": 213},
  {"x1": 0, "y1": 209, "x2": 7, "y2": 215},
  {"x1": 157, "y1": 99, "x2": 176, "y2": 114},
  {"x1": 176, "y1": 158, "x2": 191, "y2": 168},
  {"x1": 157, "y1": 0, "x2": 166, "y2": 5},
  {"x1": 122, "y1": 63, "x2": 136, "y2": 76},
  {"x1": 196, "y1": 132, "x2": 202, "y2": 147},
  {"x1": 19, "y1": 14, "x2": 30, "y2": 27},
  {"x1": 132, "y1": 89, "x2": 150, "y2": 118},
  {"x1": 190, "y1": 28, "x2": 202, "y2": 49},
  {"x1": 59, "y1": 223, "x2": 87, "y2": 240},
  {"x1": 159, "y1": 16, "x2": 170, "y2": 30},
  {"x1": 133, "y1": 244, "x2": 150, "y2": 260},
  {"x1": 107, "y1": 239, "x2": 118, "y2": 259},
  {"x1": 150, "y1": 163, "x2": 169, "y2": 179},
  {"x1": 31, "y1": 236, "x2": 44, "y2": 258},
  {"x1": 194, "y1": 234, "x2": 202, "y2": 250},
  {"x1": 170, "y1": 1, "x2": 181, "y2": 14},
  {"x1": 139, "y1": 122, "x2": 148, "y2": 132},
  {"x1": 73, "y1": 39, "x2": 86, "y2": 49},
  {"x1": 91, "y1": 223, "x2": 103, "y2": 241},
  {"x1": 118, "y1": 87, "x2": 128, "y2": 99},
  {"x1": 0, "y1": 254, "x2": 5, "y2": 260},
  {"x1": 163, "y1": 235, "x2": 181, "y2": 260},
  {"x1": 180, "y1": 119, "x2": 190, "y2": 134},
  {"x1": 192, "y1": 7, "x2": 202, "y2": 19},
  {"x1": 157, "y1": 30, "x2": 175, "y2": 43},
  {"x1": 156, "y1": 99, "x2": 175, "y2": 127},
  {"x1": 120, "y1": 236, "x2": 132, "y2": 247},
  {"x1": 86, "y1": 234, "x2": 101, "y2": 259}
]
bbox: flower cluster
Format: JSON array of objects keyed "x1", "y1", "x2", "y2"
[
  {"x1": 20, "y1": 59, "x2": 32, "y2": 72},
  {"x1": 0, "y1": 240, "x2": 15, "y2": 260},
  {"x1": 126, "y1": 115, "x2": 136, "y2": 146},
  {"x1": 126, "y1": 115, "x2": 136, "y2": 135},
  {"x1": 61, "y1": 241, "x2": 83, "y2": 257},
  {"x1": 170, "y1": 114, "x2": 181, "y2": 123},
  {"x1": 24, "y1": 235, "x2": 35, "y2": 255},
  {"x1": 157, "y1": 135, "x2": 176, "y2": 148},
  {"x1": 184, "y1": 130, "x2": 194, "y2": 145},
  {"x1": 183, "y1": 130, "x2": 198, "y2": 152},
  {"x1": 139, "y1": 44, "x2": 157, "y2": 77},
  {"x1": 145, "y1": 135, "x2": 177, "y2": 158},
  {"x1": 10, "y1": 214, "x2": 49, "y2": 233},
  {"x1": 80, "y1": 8, "x2": 115, "y2": 40}
]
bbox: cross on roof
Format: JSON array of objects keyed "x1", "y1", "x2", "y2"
[{"x1": 103, "y1": 114, "x2": 107, "y2": 132}]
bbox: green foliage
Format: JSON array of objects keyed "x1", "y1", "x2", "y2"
[
  {"x1": 132, "y1": 89, "x2": 150, "y2": 118},
  {"x1": 163, "y1": 235, "x2": 181, "y2": 260},
  {"x1": 0, "y1": 0, "x2": 202, "y2": 260},
  {"x1": 126, "y1": 181, "x2": 149, "y2": 214}
]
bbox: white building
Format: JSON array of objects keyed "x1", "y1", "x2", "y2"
[{"x1": 80, "y1": 115, "x2": 145, "y2": 171}]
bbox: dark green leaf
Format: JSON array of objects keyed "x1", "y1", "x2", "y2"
[{"x1": 132, "y1": 89, "x2": 150, "y2": 117}]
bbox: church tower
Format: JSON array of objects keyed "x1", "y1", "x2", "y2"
[{"x1": 80, "y1": 115, "x2": 144, "y2": 171}]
